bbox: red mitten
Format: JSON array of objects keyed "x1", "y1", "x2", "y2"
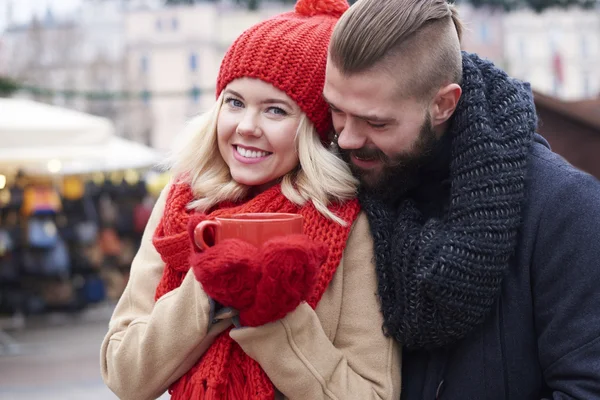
[
  {"x1": 191, "y1": 239, "x2": 262, "y2": 311},
  {"x1": 239, "y1": 235, "x2": 329, "y2": 327}
]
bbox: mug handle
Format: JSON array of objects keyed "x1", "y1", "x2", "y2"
[{"x1": 194, "y1": 220, "x2": 220, "y2": 251}]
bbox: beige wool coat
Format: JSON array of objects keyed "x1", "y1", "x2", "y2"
[{"x1": 100, "y1": 186, "x2": 401, "y2": 400}]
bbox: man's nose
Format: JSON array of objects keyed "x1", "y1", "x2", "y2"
[{"x1": 336, "y1": 119, "x2": 366, "y2": 150}]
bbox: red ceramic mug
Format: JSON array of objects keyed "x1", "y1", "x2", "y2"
[
  {"x1": 194, "y1": 213, "x2": 304, "y2": 322},
  {"x1": 193, "y1": 213, "x2": 304, "y2": 251}
]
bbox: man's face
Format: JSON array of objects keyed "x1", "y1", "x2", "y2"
[{"x1": 323, "y1": 59, "x2": 442, "y2": 192}]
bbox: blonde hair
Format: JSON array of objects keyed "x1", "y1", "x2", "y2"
[
  {"x1": 330, "y1": 0, "x2": 463, "y2": 100},
  {"x1": 165, "y1": 93, "x2": 358, "y2": 225}
]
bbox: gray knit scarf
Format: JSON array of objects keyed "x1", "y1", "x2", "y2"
[{"x1": 360, "y1": 52, "x2": 537, "y2": 350}]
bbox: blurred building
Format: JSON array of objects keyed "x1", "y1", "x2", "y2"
[
  {"x1": 504, "y1": 8, "x2": 600, "y2": 100},
  {"x1": 124, "y1": 2, "x2": 290, "y2": 153},
  {"x1": 1, "y1": 0, "x2": 129, "y2": 135},
  {"x1": 458, "y1": 4, "x2": 506, "y2": 68},
  {"x1": 459, "y1": 5, "x2": 600, "y2": 101},
  {"x1": 534, "y1": 90, "x2": 600, "y2": 179},
  {"x1": 2, "y1": 9, "x2": 86, "y2": 105}
]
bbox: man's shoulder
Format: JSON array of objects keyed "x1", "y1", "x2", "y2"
[
  {"x1": 524, "y1": 136, "x2": 600, "y2": 219},
  {"x1": 526, "y1": 137, "x2": 599, "y2": 194}
]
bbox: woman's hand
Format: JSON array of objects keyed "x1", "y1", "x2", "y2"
[
  {"x1": 191, "y1": 235, "x2": 328, "y2": 327},
  {"x1": 191, "y1": 239, "x2": 262, "y2": 312},
  {"x1": 240, "y1": 234, "x2": 328, "y2": 326}
]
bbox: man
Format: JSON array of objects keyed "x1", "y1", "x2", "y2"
[{"x1": 324, "y1": 0, "x2": 600, "y2": 398}]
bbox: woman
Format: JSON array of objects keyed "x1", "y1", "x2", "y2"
[{"x1": 100, "y1": 0, "x2": 401, "y2": 399}]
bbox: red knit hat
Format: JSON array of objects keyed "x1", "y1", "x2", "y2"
[{"x1": 216, "y1": 0, "x2": 349, "y2": 140}]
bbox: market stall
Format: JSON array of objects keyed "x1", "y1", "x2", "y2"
[
  {"x1": 0, "y1": 98, "x2": 159, "y2": 175},
  {"x1": 0, "y1": 99, "x2": 166, "y2": 354}
]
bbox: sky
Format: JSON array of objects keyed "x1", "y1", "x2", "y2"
[{"x1": 0, "y1": 0, "x2": 82, "y2": 32}]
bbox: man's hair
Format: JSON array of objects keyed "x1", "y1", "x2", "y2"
[{"x1": 330, "y1": 0, "x2": 464, "y2": 100}]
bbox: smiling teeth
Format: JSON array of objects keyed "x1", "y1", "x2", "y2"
[{"x1": 236, "y1": 146, "x2": 269, "y2": 158}]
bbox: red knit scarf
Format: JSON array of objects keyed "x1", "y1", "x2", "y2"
[{"x1": 152, "y1": 183, "x2": 360, "y2": 399}]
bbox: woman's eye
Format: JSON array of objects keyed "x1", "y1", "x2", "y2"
[
  {"x1": 267, "y1": 107, "x2": 287, "y2": 116},
  {"x1": 225, "y1": 97, "x2": 243, "y2": 108}
]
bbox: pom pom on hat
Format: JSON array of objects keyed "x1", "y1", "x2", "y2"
[
  {"x1": 295, "y1": 0, "x2": 349, "y2": 18},
  {"x1": 216, "y1": 0, "x2": 350, "y2": 140}
]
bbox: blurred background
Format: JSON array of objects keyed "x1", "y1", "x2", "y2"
[{"x1": 0, "y1": 0, "x2": 598, "y2": 399}]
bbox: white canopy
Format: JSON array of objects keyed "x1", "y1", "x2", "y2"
[{"x1": 0, "y1": 98, "x2": 162, "y2": 175}]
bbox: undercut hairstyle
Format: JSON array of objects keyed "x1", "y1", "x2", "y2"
[{"x1": 330, "y1": 0, "x2": 464, "y2": 101}]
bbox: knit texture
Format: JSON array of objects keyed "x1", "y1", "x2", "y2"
[
  {"x1": 192, "y1": 239, "x2": 262, "y2": 312},
  {"x1": 153, "y1": 182, "x2": 360, "y2": 399},
  {"x1": 192, "y1": 235, "x2": 328, "y2": 327},
  {"x1": 361, "y1": 52, "x2": 537, "y2": 350},
  {"x1": 241, "y1": 235, "x2": 328, "y2": 326},
  {"x1": 216, "y1": 0, "x2": 349, "y2": 139}
]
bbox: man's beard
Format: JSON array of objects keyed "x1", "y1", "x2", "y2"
[{"x1": 338, "y1": 116, "x2": 444, "y2": 204}]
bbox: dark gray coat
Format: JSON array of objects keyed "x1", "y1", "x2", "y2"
[{"x1": 402, "y1": 135, "x2": 600, "y2": 399}]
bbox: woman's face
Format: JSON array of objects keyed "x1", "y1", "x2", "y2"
[{"x1": 217, "y1": 78, "x2": 302, "y2": 192}]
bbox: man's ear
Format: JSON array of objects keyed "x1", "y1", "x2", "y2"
[{"x1": 430, "y1": 83, "x2": 461, "y2": 127}]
